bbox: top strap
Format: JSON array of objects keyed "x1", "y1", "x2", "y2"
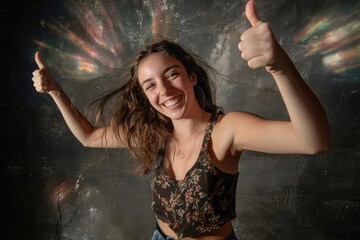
[
  {"x1": 202, "y1": 110, "x2": 222, "y2": 148},
  {"x1": 155, "y1": 110, "x2": 222, "y2": 168}
]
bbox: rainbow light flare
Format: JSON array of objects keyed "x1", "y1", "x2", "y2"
[
  {"x1": 294, "y1": 2, "x2": 360, "y2": 75},
  {"x1": 33, "y1": 0, "x2": 171, "y2": 80}
]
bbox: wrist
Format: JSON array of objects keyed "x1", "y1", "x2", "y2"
[
  {"x1": 49, "y1": 84, "x2": 62, "y2": 98},
  {"x1": 266, "y1": 51, "x2": 296, "y2": 77}
]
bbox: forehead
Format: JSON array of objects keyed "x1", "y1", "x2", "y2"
[
  {"x1": 138, "y1": 53, "x2": 183, "y2": 71},
  {"x1": 138, "y1": 53, "x2": 184, "y2": 77}
]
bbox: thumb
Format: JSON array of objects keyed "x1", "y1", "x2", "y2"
[
  {"x1": 245, "y1": 0, "x2": 261, "y2": 27},
  {"x1": 35, "y1": 51, "x2": 46, "y2": 70}
]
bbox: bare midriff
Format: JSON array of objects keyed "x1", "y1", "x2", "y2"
[{"x1": 157, "y1": 218, "x2": 234, "y2": 240}]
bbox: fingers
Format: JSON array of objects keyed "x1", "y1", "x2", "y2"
[
  {"x1": 32, "y1": 69, "x2": 49, "y2": 92},
  {"x1": 248, "y1": 56, "x2": 272, "y2": 69},
  {"x1": 33, "y1": 51, "x2": 51, "y2": 93},
  {"x1": 239, "y1": 1, "x2": 285, "y2": 71},
  {"x1": 33, "y1": 51, "x2": 56, "y2": 93},
  {"x1": 245, "y1": 0, "x2": 261, "y2": 27},
  {"x1": 239, "y1": 1, "x2": 280, "y2": 69},
  {"x1": 238, "y1": 21, "x2": 275, "y2": 68},
  {"x1": 239, "y1": 42, "x2": 274, "y2": 69}
]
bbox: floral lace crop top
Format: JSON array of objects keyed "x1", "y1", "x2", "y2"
[{"x1": 151, "y1": 111, "x2": 239, "y2": 238}]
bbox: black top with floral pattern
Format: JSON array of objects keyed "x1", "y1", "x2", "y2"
[{"x1": 151, "y1": 111, "x2": 239, "y2": 238}]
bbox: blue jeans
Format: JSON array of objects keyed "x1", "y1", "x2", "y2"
[
  {"x1": 151, "y1": 229, "x2": 175, "y2": 240},
  {"x1": 151, "y1": 228, "x2": 238, "y2": 240}
]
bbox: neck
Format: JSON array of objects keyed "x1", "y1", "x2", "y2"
[{"x1": 172, "y1": 110, "x2": 210, "y2": 139}]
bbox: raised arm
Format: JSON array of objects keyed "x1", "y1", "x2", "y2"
[
  {"x1": 32, "y1": 51, "x2": 125, "y2": 148},
  {"x1": 228, "y1": 0, "x2": 331, "y2": 154}
]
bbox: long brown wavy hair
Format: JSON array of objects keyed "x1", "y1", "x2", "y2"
[{"x1": 93, "y1": 39, "x2": 220, "y2": 175}]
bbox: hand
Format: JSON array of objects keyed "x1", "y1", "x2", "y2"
[
  {"x1": 238, "y1": 0, "x2": 286, "y2": 73},
  {"x1": 32, "y1": 51, "x2": 58, "y2": 93}
]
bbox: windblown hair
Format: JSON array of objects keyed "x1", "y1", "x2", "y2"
[{"x1": 94, "y1": 39, "x2": 220, "y2": 175}]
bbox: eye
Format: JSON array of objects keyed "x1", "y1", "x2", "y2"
[
  {"x1": 145, "y1": 83, "x2": 156, "y2": 91},
  {"x1": 167, "y1": 72, "x2": 179, "y2": 80}
]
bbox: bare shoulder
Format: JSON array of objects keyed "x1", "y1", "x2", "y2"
[
  {"x1": 216, "y1": 111, "x2": 263, "y2": 130},
  {"x1": 213, "y1": 111, "x2": 267, "y2": 153},
  {"x1": 208, "y1": 111, "x2": 259, "y2": 170},
  {"x1": 212, "y1": 111, "x2": 257, "y2": 150}
]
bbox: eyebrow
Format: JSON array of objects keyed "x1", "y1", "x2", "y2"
[{"x1": 140, "y1": 64, "x2": 181, "y2": 87}]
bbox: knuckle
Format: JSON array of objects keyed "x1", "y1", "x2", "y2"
[
  {"x1": 248, "y1": 61, "x2": 255, "y2": 69},
  {"x1": 240, "y1": 33, "x2": 246, "y2": 41},
  {"x1": 241, "y1": 51, "x2": 247, "y2": 60},
  {"x1": 238, "y1": 42, "x2": 243, "y2": 51}
]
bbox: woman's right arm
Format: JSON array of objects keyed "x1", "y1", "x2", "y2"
[{"x1": 32, "y1": 51, "x2": 125, "y2": 148}]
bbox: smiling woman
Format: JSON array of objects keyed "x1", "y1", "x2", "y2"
[
  {"x1": 138, "y1": 53, "x2": 199, "y2": 119},
  {"x1": 31, "y1": 0, "x2": 331, "y2": 239}
]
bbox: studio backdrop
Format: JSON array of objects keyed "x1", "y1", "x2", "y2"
[{"x1": 1, "y1": 0, "x2": 359, "y2": 239}]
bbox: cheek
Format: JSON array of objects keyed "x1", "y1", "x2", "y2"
[{"x1": 144, "y1": 93, "x2": 158, "y2": 107}]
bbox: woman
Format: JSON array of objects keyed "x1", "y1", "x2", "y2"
[{"x1": 32, "y1": 1, "x2": 331, "y2": 239}]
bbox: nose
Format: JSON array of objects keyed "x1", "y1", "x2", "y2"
[{"x1": 159, "y1": 80, "x2": 173, "y2": 96}]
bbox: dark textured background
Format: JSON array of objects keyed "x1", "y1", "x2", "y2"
[{"x1": 1, "y1": 0, "x2": 359, "y2": 239}]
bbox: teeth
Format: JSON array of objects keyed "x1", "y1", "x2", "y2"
[{"x1": 164, "y1": 97, "x2": 180, "y2": 107}]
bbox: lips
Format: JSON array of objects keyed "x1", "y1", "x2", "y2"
[{"x1": 163, "y1": 95, "x2": 182, "y2": 108}]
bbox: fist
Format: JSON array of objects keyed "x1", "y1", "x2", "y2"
[
  {"x1": 238, "y1": 0, "x2": 285, "y2": 72},
  {"x1": 32, "y1": 51, "x2": 57, "y2": 93}
]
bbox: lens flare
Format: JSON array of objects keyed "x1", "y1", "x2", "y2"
[
  {"x1": 34, "y1": 0, "x2": 359, "y2": 78},
  {"x1": 294, "y1": 2, "x2": 360, "y2": 75},
  {"x1": 32, "y1": 0, "x2": 171, "y2": 80}
]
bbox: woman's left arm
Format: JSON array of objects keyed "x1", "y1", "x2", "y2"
[{"x1": 234, "y1": 0, "x2": 331, "y2": 154}]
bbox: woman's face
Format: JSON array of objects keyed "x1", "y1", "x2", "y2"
[{"x1": 137, "y1": 53, "x2": 197, "y2": 120}]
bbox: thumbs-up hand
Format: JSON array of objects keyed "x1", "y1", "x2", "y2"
[
  {"x1": 32, "y1": 51, "x2": 58, "y2": 93},
  {"x1": 238, "y1": 0, "x2": 286, "y2": 73}
]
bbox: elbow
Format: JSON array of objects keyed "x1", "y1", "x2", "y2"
[
  {"x1": 317, "y1": 131, "x2": 332, "y2": 153},
  {"x1": 304, "y1": 138, "x2": 332, "y2": 155},
  {"x1": 305, "y1": 144, "x2": 331, "y2": 155},
  {"x1": 303, "y1": 127, "x2": 332, "y2": 155},
  {"x1": 80, "y1": 139, "x2": 97, "y2": 148},
  {"x1": 82, "y1": 142, "x2": 101, "y2": 148},
  {"x1": 81, "y1": 141, "x2": 92, "y2": 148},
  {"x1": 321, "y1": 140, "x2": 332, "y2": 152},
  {"x1": 82, "y1": 142, "x2": 91, "y2": 148}
]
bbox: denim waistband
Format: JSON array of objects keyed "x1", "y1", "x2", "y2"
[
  {"x1": 153, "y1": 222, "x2": 238, "y2": 240},
  {"x1": 155, "y1": 222, "x2": 175, "y2": 240}
]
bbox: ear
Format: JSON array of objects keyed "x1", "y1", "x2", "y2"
[{"x1": 190, "y1": 73, "x2": 197, "y2": 85}]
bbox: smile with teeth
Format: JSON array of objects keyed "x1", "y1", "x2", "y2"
[{"x1": 163, "y1": 96, "x2": 181, "y2": 107}]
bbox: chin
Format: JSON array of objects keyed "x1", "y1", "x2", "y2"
[{"x1": 163, "y1": 108, "x2": 186, "y2": 121}]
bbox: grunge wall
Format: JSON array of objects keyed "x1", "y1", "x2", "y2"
[{"x1": 1, "y1": 0, "x2": 359, "y2": 239}]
